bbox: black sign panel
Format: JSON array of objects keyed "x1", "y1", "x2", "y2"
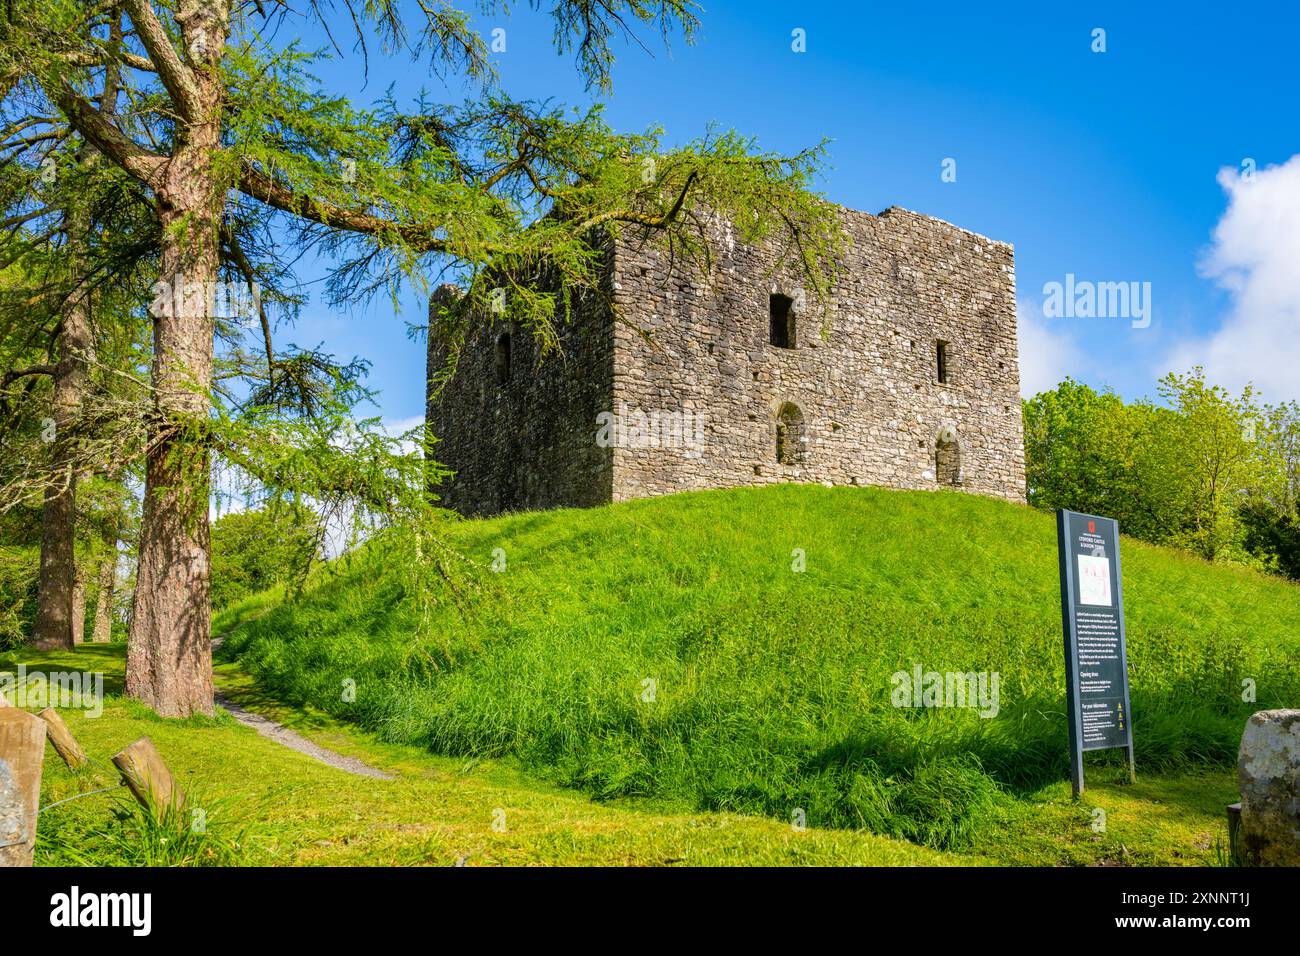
[{"x1": 1056, "y1": 509, "x2": 1135, "y2": 796}]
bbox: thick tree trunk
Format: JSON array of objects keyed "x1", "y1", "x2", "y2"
[
  {"x1": 124, "y1": 2, "x2": 229, "y2": 716},
  {"x1": 30, "y1": 207, "x2": 94, "y2": 651},
  {"x1": 91, "y1": 530, "x2": 117, "y2": 643},
  {"x1": 127, "y1": 381, "x2": 215, "y2": 713},
  {"x1": 125, "y1": 188, "x2": 219, "y2": 713}
]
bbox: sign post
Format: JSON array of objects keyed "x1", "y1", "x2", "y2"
[{"x1": 1056, "y1": 509, "x2": 1135, "y2": 797}]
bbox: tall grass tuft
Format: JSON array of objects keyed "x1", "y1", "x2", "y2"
[{"x1": 38, "y1": 790, "x2": 248, "y2": 867}]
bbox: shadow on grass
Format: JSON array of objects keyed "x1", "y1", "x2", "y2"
[{"x1": 1, "y1": 644, "x2": 127, "y2": 697}]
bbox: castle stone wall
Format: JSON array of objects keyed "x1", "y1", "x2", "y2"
[
  {"x1": 426, "y1": 203, "x2": 1026, "y2": 516},
  {"x1": 608, "y1": 206, "x2": 1025, "y2": 503},
  {"x1": 425, "y1": 281, "x2": 615, "y2": 516}
]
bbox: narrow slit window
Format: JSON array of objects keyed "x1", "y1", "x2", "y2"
[
  {"x1": 936, "y1": 340, "x2": 950, "y2": 384},
  {"x1": 769, "y1": 294, "x2": 795, "y2": 349}
]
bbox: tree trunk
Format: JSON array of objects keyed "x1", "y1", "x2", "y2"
[
  {"x1": 30, "y1": 467, "x2": 77, "y2": 650},
  {"x1": 91, "y1": 530, "x2": 117, "y2": 643},
  {"x1": 70, "y1": 562, "x2": 86, "y2": 646},
  {"x1": 127, "y1": 360, "x2": 216, "y2": 714},
  {"x1": 29, "y1": 200, "x2": 94, "y2": 651},
  {"x1": 125, "y1": 2, "x2": 229, "y2": 717}
]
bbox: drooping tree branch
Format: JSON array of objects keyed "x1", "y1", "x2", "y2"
[{"x1": 46, "y1": 79, "x2": 167, "y2": 187}]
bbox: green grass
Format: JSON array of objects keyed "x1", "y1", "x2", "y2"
[
  {"x1": 6, "y1": 646, "x2": 962, "y2": 866},
  {"x1": 214, "y1": 485, "x2": 1300, "y2": 851},
  {"x1": 4, "y1": 645, "x2": 1237, "y2": 866}
]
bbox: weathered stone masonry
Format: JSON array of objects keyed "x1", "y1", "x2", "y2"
[{"x1": 426, "y1": 203, "x2": 1026, "y2": 516}]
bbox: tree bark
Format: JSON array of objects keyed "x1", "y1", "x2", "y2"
[
  {"x1": 91, "y1": 528, "x2": 117, "y2": 643},
  {"x1": 124, "y1": 1, "x2": 230, "y2": 717},
  {"x1": 70, "y1": 561, "x2": 86, "y2": 646},
  {"x1": 30, "y1": 465, "x2": 77, "y2": 650}
]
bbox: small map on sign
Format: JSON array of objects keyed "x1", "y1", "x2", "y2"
[{"x1": 1077, "y1": 554, "x2": 1112, "y2": 606}]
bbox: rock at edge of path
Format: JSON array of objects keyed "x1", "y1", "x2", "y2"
[{"x1": 1238, "y1": 709, "x2": 1300, "y2": 866}]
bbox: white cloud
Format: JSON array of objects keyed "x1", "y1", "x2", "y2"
[
  {"x1": 382, "y1": 414, "x2": 425, "y2": 436},
  {"x1": 1016, "y1": 296, "x2": 1082, "y2": 397},
  {"x1": 1165, "y1": 155, "x2": 1300, "y2": 402},
  {"x1": 381, "y1": 414, "x2": 425, "y2": 456}
]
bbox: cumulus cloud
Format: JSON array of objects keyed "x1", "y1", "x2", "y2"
[
  {"x1": 1016, "y1": 296, "x2": 1082, "y2": 397},
  {"x1": 1165, "y1": 155, "x2": 1300, "y2": 402}
]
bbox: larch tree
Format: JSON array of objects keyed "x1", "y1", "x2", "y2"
[
  {"x1": 4, "y1": 0, "x2": 843, "y2": 716},
  {"x1": 0, "y1": 11, "x2": 152, "y2": 650}
]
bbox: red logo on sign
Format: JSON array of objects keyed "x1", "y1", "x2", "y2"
[{"x1": 1088, "y1": 520, "x2": 1096, "y2": 533}]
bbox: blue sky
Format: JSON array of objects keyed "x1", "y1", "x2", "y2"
[{"x1": 272, "y1": 1, "x2": 1300, "y2": 428}]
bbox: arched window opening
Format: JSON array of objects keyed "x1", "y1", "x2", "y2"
[
  {"x1": 776, "y1": 402, "x2": 806, "y2": 465},
  {"x1": 494, "y1": 332, "x2": 511, "y2": 386},
  {"x1": 769, "y1": 293, "x2": 796, "y2": 349},
  {"x1": 936, "y1": 427, "x2": 962, "y2": 486}
]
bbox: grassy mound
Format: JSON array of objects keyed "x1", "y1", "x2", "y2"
[{"x1": 218, "y1": 485, "x2": 1300, "y2": 848}]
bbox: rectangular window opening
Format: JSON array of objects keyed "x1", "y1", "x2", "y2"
[{"x1": 769, "y1": 294, "x2": 795, "y2": 349}]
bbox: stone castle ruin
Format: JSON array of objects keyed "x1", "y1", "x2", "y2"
[{"x1": 425, "y1": 202, "x2": 1026, "y2": 516}]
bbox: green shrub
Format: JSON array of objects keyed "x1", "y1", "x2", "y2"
[
  {"x1": 0, "y1": 544, "x2": 39, "y2": 651},
  {"x1": 210, "y1": 502, "x2": 321, "y2": 611}
]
